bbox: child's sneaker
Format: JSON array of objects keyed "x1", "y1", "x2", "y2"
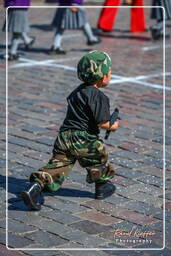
[{"x1": 95, "y1": 181, "x2": 116, "y2": 200}]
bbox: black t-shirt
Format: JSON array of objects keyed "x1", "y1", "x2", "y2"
[{"x1": 60, "y1": 83, "x2": 111, "y2": 134}]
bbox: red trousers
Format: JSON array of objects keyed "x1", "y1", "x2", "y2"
[{"x1": 97, "y1": 0, "x2": 146, "y2": 33}]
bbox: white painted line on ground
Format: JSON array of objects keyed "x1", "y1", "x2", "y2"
[
  {"x1": 63, "y1": 33, "x2": 82, "y2": 38},
  {"x1": 9, "y1": 57, "x2": 171, "y2": 90},
  {"x1": 45, "y1": 63, "x2": 76, "y2": 71},
  {"x1": 142, "y1": 44, "x2": 171, "y2": 51},
  {"x1": 10, "y1": 57, "x2": 79, "y2": 68},
  {"x1": 110, "y1": 73, "x2": 171, "y2": 91}
]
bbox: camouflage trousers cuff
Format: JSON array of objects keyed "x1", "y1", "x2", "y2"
[
  {"x1": 86, "y1": 162, "x2": 115, "y2": 184},
  {"x1": 30, "y1": 171, "x2": 65, "y2": 193}
]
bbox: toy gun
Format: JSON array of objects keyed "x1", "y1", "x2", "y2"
[{"x1": 105, "y1": 108, "x2": 121, "y2": 140}]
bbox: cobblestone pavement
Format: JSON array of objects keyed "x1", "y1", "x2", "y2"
[{"x1": 0, "y1": 1, "x2": 171, "y2": 255}]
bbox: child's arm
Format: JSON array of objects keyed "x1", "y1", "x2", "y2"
[{"x1": 98, "y1": 120, "x2": 119, "y2": 131}]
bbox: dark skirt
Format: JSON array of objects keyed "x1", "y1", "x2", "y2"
[
  {"x1": 52, "y1": 7, "x2": 88, "y2": 30},
  {"x1": 3, "y1": 9, "x2": 29, "y2": 33},
  {"x1": 151, "y1": 0, "x2": 171, "y2": 20}
]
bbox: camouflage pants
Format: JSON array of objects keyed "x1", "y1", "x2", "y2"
[{"x1": 30, "y1": 130, "x2": 115, "y2": 192}]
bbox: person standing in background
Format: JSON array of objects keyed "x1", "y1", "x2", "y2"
[
  {"x1": 97, "y1": 0, "x2": 146, "y2": 33},
  {"x1": 3, "y1": 0, "x2": 35, "y2": 60},
  {"x1": 50, "y1": 0, "x2": 100, "y2": 55},
  {"x1": 150, "y1": 0, "x2": 171, "y2": 40}
]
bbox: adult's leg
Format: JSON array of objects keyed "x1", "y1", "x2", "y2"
[
  {"x1": 10, "y1": 32, "x2": 22, "y2": 55},
  {"x1": 82, "y1": 22, "x2": 101, "y2": 44},
  {"x1": 50, "y1": 28, "x2": 66, "y2": 54},
  {"x1": 8, "y1": 32, "x2": 23, "y2": 60},
  {"x1": 97, "y1": 0, "x2": 120, "y2": 31},
  {"x1": 130, "y1": 0, "x2": 146, "y2": 33}
]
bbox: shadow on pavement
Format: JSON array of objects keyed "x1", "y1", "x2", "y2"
[
  {"x1": 31, "y1": 24, "x2": 53, "y2": 31},
  {"x1": 98, "y1": 33, "x2": 151, "y2": 41},
  {"x1": 0, "y1": 175, "x2": 94, "y2": 211},
  {"x1": 47, "y1": 187, "x2": 94, "y2": 198}
]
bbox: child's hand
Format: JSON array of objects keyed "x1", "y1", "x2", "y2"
[
  {"x1": 110, "y1": 120, "x2": 119, "y2": 131},
  {"x1": 71, "y1": 8, "x2": 78, "y2": 12}
]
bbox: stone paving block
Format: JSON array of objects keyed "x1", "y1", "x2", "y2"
[
  {"x1": 81, "y1": 199, "x2": 126, "y2": 215},
  {"x1": 111, "y1": 150, "x2": 146, "y2": 161},
  {"x1": 63, "y1": 229, "x2": 108, "y2": 247},
  {"x1": 8, "y1": 166, "x2": 34, "y2": 177},
  {"x1": 13, "y1": 155, "x2": 44, "y2": 169},
  {"x1": 137, "y1": 175, "x2": 163, "y2": 187},
  {"x1": 143, "y1": 248, "x2": 171, "y2": 256},
  {"x1": 69, "y1": 220, "x2": 112, "y2": 235},
  {"x1": 24, "y1": 231, "x2": 68, "y2": 247},
  {"x1": 118, "y1": 142, "x2": 150, "y2": 153},
  {"x1": 105, "y1": 248, "x2": 141, "y2": 256},
  {"x1": 2, "y1": 232, "x2": 34, "y2": 248},
  {"x1": 111, "y1": 175, "x2": 137, "y2": 187},
  {"x1": 23, "y1": 249, "x2": 66, "y2": 256},
  {"x1": 115, "y1": 183, "x2": 146, "y2": 197},
  {"x1": 0, "y1": 219, "x2": 36, "y2": 234},
  {"x1": 116, "y1": 168, "x2": 146, "y2": 179},
  {"x1": 75, "y1": 209, "x2": 122, "y2": 225},
  {"x1": 165, "y1": 202, "x2": 171, "y2": 210},
  {"x1": 104, "y1": 194, "x2": 131, "y2": 205},
  {"x1": 8, "y1": 137, "x2": 51, "y2": 153},
  {"x1": 0, "y1": 243, "x2": 28, "y2": 256},
  {"x1": 35, "y1": 137, "x2": 54, "y2": 146},
  {"x1": 8, "y1": 210, "x2": 44, "y2": 225},
  {"x1": 40, "y1": 207, "x2": 81, "y2": 225},
  {"x1": 28, "y1": 217, "x2": 75, "y2": 237},
  {"x1": 121, "y1": 200, "x2": 162, "y2": 216},
  {"x1": 23, "y1": 150, "x2": 50, "y2": 161},
  {"x1": 64, "y1": 248, "x2": 108, "y2": 256},
  {"x1": 112, "y1": 158, "x2": 146, "y2": 169},
  {"x1": 136, "y1": 166, "x2": 163, "y2": 178},
  {"x1": 44, "y1": 198, "x2": 88, "y2": 214},
  {"x1": 127, "y1": 192, "x2": 163, "y2": 208},
  {"x1": 110, "y1": 209, "x2": 159, "y2": 226},
  {"x1": 9, "y1": 130, "x2": 38, "y2": 140}
]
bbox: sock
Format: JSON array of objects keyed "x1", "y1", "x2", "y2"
[
  {"x1": 21, "y1": 32, "x2": 33, "y2": 44},
  {"x1": 52, "y1": 28, "x2": 64, "y2": 49},
  {"x1": 83, "y1": 22, "x2": 98, "y2": 42},
  {"x1": 10, "y1": 33, "x2": 22, "y2": 55}
]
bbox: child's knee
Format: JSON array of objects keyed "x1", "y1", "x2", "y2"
[{"x1": 86, "y1": 162, "x2": 115, "y2": 183}]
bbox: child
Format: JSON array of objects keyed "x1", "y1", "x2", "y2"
[
  {"x1": 21, "y1": 50, "x2": 119, "y2": 211},
  {"x1": 3, "y1": 0, "x2": 35, "y2": 60},
  {"x1": 49, "y1": 0, "x2": 100, "y2": 54}
]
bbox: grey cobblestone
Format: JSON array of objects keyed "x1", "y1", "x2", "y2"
[{"x1": 24, "y1": 231, "x2": 68, "y2": 247}]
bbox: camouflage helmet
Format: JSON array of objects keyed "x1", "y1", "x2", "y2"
[{"x1": 77, "y1": 50, "x2": 112, "y2": 84}]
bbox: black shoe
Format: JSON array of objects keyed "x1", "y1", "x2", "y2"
[
  {"x1": 97, "y1": 28, "x2": 111, "y2": 33},
  {"x1": 25, "y1": 37, "x2": 36, "y2": 50},
  {"x1": 87, "y1": 37, "x2": 101, "y2": 46},
  {"x1": 95, "y1": 181, "x2": 116, "y2": 200},
  {"x1": 150, "y1": 26, "x2": 163, "y2": 40},
  {"x1": 49, "y1": 46, "x2": 66, "y2": 55},
  {"x1": 21, "y1": 182, "x2": 43, "y2": 211},
  {"x1": 7, "y1": 53, "x2": 20, "y2": 61}
]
